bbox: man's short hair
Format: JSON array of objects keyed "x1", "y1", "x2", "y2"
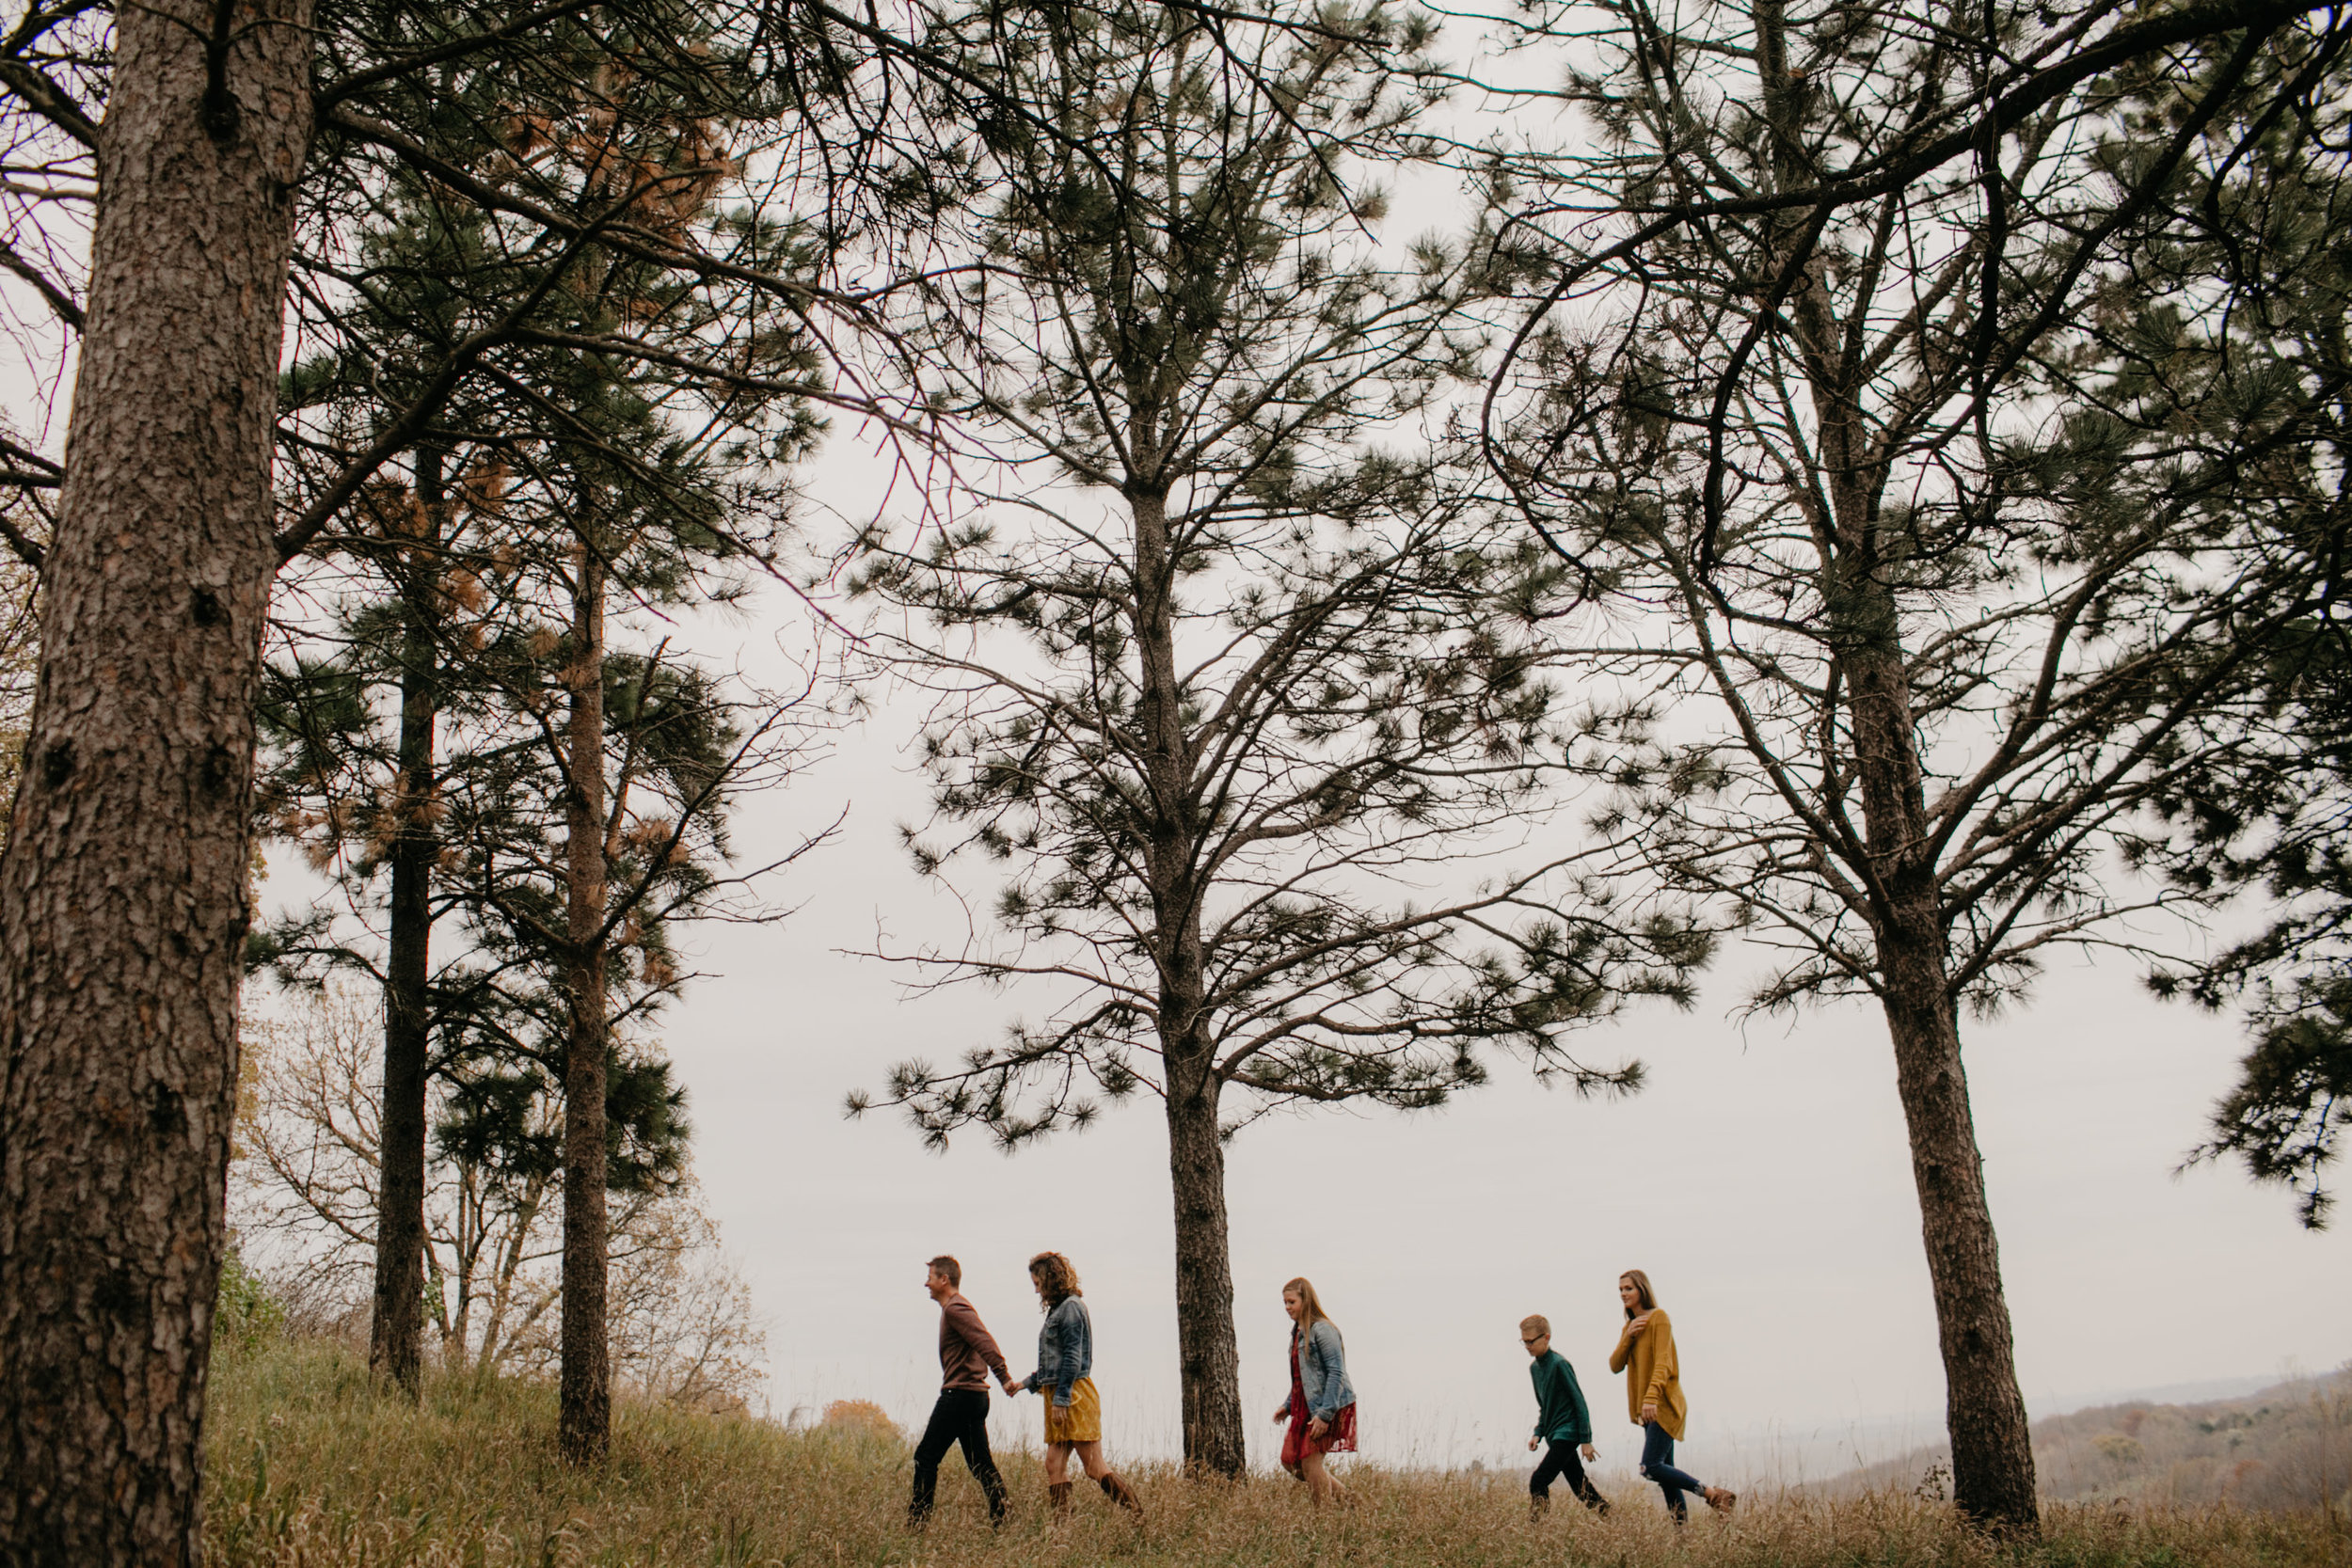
[
  {"x1": 928, "y1": 1255, "x2": 961, "y2": 1287},
  {"x1": 1520, "y1": 1313, "x2": 1550, "y2": 1338}
]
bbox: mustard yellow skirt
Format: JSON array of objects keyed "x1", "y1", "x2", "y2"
[{"x1": 1041, "y1": 1376, "x2": 1103, "y2": 1444}]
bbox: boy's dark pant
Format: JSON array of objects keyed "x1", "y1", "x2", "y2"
[
  {"x1": 1531, "y1": 1440, "x2": 1609, "y2": 1513},
  {"x1": 909, "y1": 1388, "x2": 1008, "y2": 1527}
]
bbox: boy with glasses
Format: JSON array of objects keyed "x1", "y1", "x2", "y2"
[{"x1": 1522, "y1": 1313, "x2": 1609, "y2": 1519}]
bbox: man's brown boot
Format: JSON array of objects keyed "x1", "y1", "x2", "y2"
[
  {"x1": 1099, "y1": 1472, "x2": 1144, "y2": 1516},
  {"x1": 1530, "y1": 1493, "x2": 1549, "y2": 1523}
]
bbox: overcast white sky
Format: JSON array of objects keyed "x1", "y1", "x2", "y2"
[{"x1": 563, "y1": 432, "x2": 2352, "y2": 1492}]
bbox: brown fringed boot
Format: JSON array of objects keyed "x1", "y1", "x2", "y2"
[
  {"x1": 1098, "y1": 1472, "x2": 1144, "y2": 1517},
  {"x1": 1048, "y1": 1481, "x2": 1073, "y2": 1519}
]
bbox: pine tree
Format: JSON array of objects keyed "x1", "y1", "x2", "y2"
[
  {"x1": 1482, "y1": 0, "x2": 2344, "y2": 1528},
  {"x1": 0, "y1": 0, "x2": 313, "y2": 1554},
  {"x1": 850, "y1": 0, "x2": 1706, "y2": 1476},
  {"x1": 260, "y1": 0, "x2": 832, "y2": 1454}
]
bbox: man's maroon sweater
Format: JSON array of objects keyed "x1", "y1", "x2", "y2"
[{"x1": 938, "y1": 1293, "x2": 1010, "y2": 1392}]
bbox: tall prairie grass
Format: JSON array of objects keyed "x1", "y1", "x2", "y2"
[{"x1": 203, "y1": 1338, "x2": 2350, "y2": 1567}]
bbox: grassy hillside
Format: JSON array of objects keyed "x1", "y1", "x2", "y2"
[
  {"x1": 201, "y1": 1338, "x2": 2352, "y2": 1567},
  {"x1": 1821, "y1": 1374, "x2": 2352, "y2": 1514}
]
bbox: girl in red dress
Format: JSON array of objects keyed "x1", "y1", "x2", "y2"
[{"x1": 1271, "y1": 1276, "x2": 1357, "y2": 1506}]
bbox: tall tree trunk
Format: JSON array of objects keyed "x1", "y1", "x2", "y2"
[
  {"x1": 1875, "y1": 889, "x2": 2038, "y2": 1528},
  {"x1": 1846, "y1": 619, "x2": 2039, "y2": 1530},
  {"x1": 559, "y1": 540, "x2": 611, "y2": 1465},
  {"x1": 1164, "y1": 1045, "x2": 1244, "y2": 1476},
  {"x1": 1130, "y1": 483, "x2": 1247, "y2": 1476},
  {"x1": 0, "y1": 0, "x2": 312, "y2": 1558},
  {"x1": 371, "y1": 445, "x2": 445, "y2": 1395}
]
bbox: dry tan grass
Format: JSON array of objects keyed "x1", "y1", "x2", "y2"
[{"x1": 204, "y1": 1338, "x2": 2352, "y2": 1567}]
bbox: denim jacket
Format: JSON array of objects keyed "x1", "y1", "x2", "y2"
[
  {"x1": 1295, "y1": 1319, "x2": 1356, "y2": 1420},
  {"x1": 1023, "y1": 1295, "x2": 1092, "y2": 1408}
]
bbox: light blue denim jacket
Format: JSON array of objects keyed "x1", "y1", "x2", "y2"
[
  {"x1": 1022, "y1": 1295, "x2": 1092, "y2": 1408},
  {"x1": 1295, "y1": 1319, "x2": 1356, "y2": 1421}
]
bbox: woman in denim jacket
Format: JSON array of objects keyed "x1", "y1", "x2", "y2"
[
  {"x1": 1272, "y1": 1276, "x2": 1357, "y2": 1506},
  {"x1": 1014, "y1": 1251, "x2": 1142, "y2": 1518}
]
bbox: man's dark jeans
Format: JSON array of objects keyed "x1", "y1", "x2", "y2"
[{"x1": 909, "y1": 1388, "x2": 1008, "y2": 1527}]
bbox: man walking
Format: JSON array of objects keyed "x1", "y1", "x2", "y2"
[{"x1": 909, "y1": 1255, "x2": 1013, "y2": 1529}]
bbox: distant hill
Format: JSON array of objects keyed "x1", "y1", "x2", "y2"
[{"x1": 1812, "y1": 1370, "x2": 2352, "y2": 1513}]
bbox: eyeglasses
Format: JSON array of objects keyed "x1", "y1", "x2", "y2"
[{"x1": 1519, "y1": 1336, "x2": 1543, "y2": 1345}]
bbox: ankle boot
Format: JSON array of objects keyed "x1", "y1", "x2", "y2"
[
  {"x1": 1048, "y1": 1481, "x2": 1073, "y2": 1518},
  {"x1": 1530, "y1": 1492, "x2": 1549, "y2": 1523},
  {"x1": 1098, "y1": 1471, "x2": 1143, "y2": 1515}
]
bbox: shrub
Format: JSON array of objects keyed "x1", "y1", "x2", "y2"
[{"x1": 215, "y1": 1244, "x2": 286, "y2": 1355}]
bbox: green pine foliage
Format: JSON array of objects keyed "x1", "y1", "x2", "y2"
[
  {"x1": 847, "y1": 0, "x2": 1708, "y2": 1150},
  {"x1": 2066, "y1": 22, "x2": 2352, "y2": 1230}
]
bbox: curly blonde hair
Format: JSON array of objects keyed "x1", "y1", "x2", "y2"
[{"x1": 1027, "y1": 1251, "x2": 1081, "y2": 1307}]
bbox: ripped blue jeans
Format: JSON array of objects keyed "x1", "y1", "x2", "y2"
[{"x1": 1640, "y1": 1421, "x2": 1709, "y2": 1520}]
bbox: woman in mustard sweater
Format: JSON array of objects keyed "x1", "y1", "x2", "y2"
[{"x1": 1608, "y1": 1270, "x2": 1736, "y2": 1521}]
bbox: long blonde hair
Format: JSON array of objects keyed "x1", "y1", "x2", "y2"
[
  {"x1": 1620, "y1": 1268, "x2": 1659, "y2": 1317},
  {"x1": 1283, "y1": 1276, "x2": 1336, "y2": 1336}
]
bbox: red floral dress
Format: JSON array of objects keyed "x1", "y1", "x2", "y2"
[{"x1": 1281, "y1": 1326, "x2": 1359, "y2": 1468}]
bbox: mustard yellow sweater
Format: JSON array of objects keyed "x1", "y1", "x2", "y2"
[{"x1": 1608, "y1": 1309, "x2": 1689, "y2": 1439}]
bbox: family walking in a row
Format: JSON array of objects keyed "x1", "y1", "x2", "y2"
[{"x1": 908, "y1": 1253, "x2": 1734, "y2": 1530}]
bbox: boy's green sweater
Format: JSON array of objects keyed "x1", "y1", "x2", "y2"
[{"x1": 1530, "y1": 1348, "x2": 1593, "y2": 1445}]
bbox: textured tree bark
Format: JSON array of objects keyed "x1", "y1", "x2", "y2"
[
  {"x1": 1874, "y1": 893, "x2": 2039, "y2": 1528},
  {"x1": 1130, "y1": 483, "x2": 1247, "y2": 1477},
  {"x1": 558, "y1": 540, "x2": 611, "y2": 1465},
  {"x1": 1846, "y1": 621, "x2": 2039, "y2": 1530},
  {"x1": 1164, "y1": 1050, "x2": 1245, "y2": 1477},
  {"x1": 370, "y1": 447, "x2": 446, "y2": 1395},
  {"x1": 0, "y1": 0, "x2": 313, "y2": 1558}
]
